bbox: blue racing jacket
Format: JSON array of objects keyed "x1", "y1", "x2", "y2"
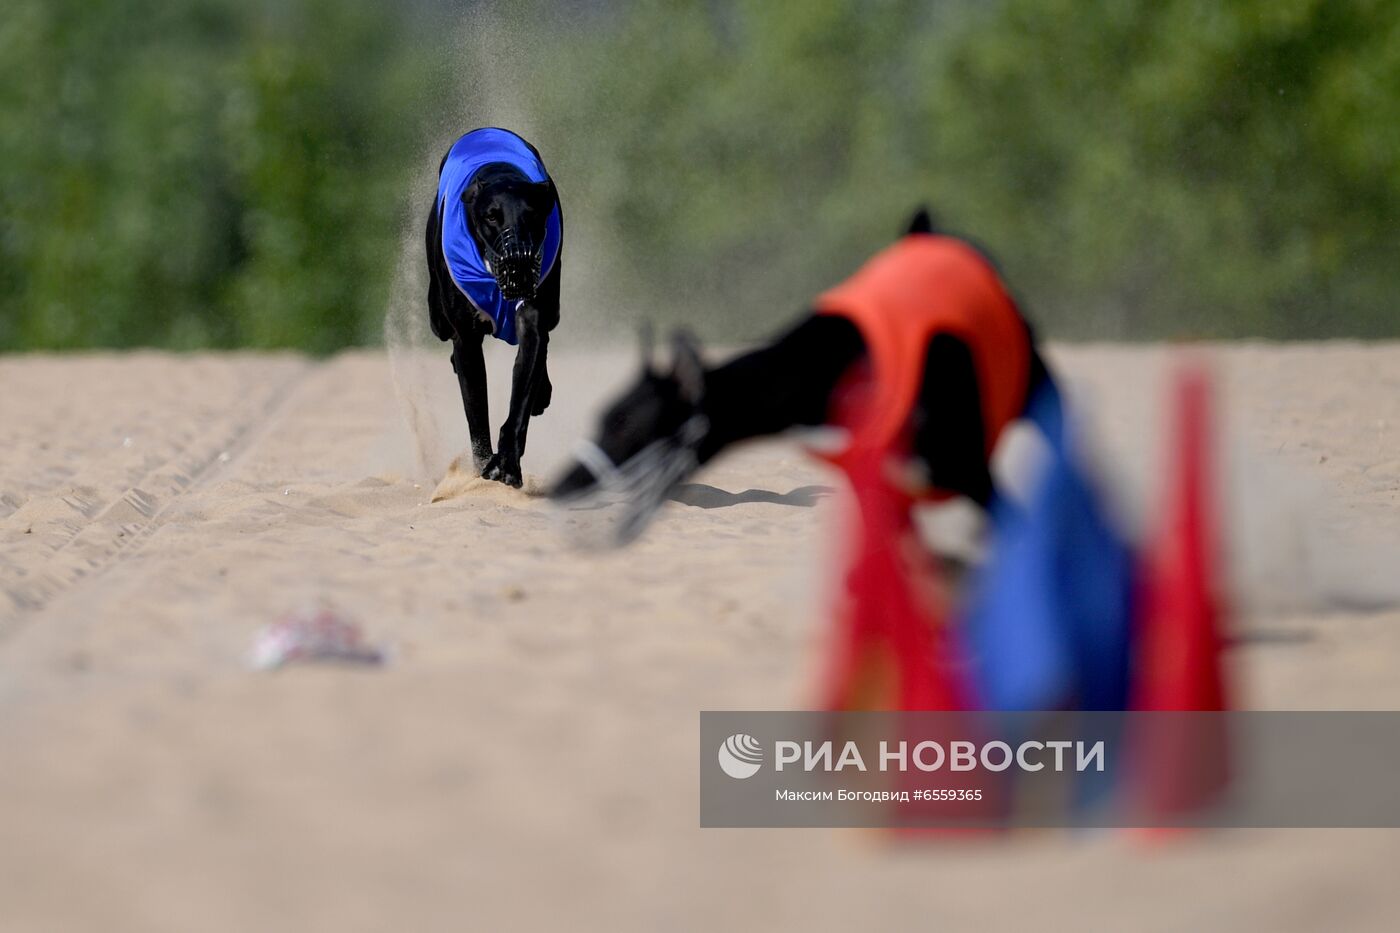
[{"x1": 437, "y1": 128, "x2": 562, "y2": 345}]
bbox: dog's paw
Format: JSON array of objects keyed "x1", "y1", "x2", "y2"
[
  {"x1": 531, "y1": 372, "x2": 553, "y2": 417},
  {"x1": 482, "y1": 452, "x2": 524, "y2": 488}
]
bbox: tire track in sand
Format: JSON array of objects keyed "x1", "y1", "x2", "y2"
[{"x1": 0, "y1": 360, "x2": 317, "y2": 635}]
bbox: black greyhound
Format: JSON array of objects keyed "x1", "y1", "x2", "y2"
[
  {"x1": 426, "y1": 127, "x2": 562, "y2": 487},
  {"x1": 550, "y1": 210, "x2": 1052, "y2": 518}
]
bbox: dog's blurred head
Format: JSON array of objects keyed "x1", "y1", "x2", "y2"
[
  {"x1": 550, "y1": 329, "x2": 708, "y2": 501},
  {"x1": 464, "y1": 164, "x2": 556, "y2": 302}
]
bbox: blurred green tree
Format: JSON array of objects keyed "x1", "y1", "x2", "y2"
[
  {"x1": 921, "y1": 0, "x2": 1400, "y2": 338},
  {"x1": 524, "y1": 0, "x2": 1400, "y2": 340},
  {"x1": 2, "y1": 0, "x2": 1396, "y2": 349},
  {"x1": 0, "y1": 0, "x2": 448, "y2": 351}
]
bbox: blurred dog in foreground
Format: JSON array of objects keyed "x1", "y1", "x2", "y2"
[
  {"x1": 549, "y1": 208, "x2": 1054, "y2": 536},
  {"x1": 426, "y1": 127, "x2": 562, "y2": 487}
]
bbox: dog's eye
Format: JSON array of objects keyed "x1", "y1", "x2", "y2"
[{"x1": 486, "y1": 207, "x2": 503, "y2": 226}]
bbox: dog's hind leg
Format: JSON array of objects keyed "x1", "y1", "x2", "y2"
[
  {"x1": 451, "y1": 334, "x2": 494, "y2": 472},
  {"x1": 428, "y1": 197, "x2": 493, "y2": 471},
  {"x1": 425, "y1": 201, "x2": 454, "y2": 343},
  {"x1": 910, "y1": 334, "x2": 995, "y2": 509}
]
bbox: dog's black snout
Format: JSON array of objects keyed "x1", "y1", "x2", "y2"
[
  {"x1": 497, "y1": 267, "x2": 538, "y2": 301},
  {"x1": 490, "y1": 226, "x2": 541, "y2": 301}
]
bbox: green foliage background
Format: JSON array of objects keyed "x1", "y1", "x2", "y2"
[
  {"x1": 524, "y1": 0, "x2": 1400, "y2": 340},
  {"x1": 2, "y1": 0, "x2": 1398, "y2": 350},
  {"x1": 0, "y1": 0, "x2": 447, "y2": 351}
]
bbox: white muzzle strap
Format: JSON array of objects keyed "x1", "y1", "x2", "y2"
[{"x1": 554, "y1": 415, "x2": 709, "y2": 547}]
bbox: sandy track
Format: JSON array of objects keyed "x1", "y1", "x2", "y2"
[
  {"x1": 1, "y1": 344, "x2": 1399, "y2": 931},
  {"x1": 0, "y1": 354, "x2": 310, "y2": 626}
]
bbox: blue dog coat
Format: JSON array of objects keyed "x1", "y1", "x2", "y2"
[{"x1": 437, "y1": 128, "x2": 562, "y2": 345}]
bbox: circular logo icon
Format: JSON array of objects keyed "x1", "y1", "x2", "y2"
[{"x1": 718, "y1": 733, "x2": 763, "y2": 779}]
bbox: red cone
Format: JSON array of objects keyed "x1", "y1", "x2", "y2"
[
  {"x1": 1130, "y1": 364, "x2": 1231, "y2": 824},
  {"x1": 823, "y1": 451, "x2": 1014, "y2": 833},
  {"x1": 821, "y1": 443, "x2": 968, "y2": 712}
]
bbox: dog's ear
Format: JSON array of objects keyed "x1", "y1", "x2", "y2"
[
  {"x1": 462, "y1": 174, "x2": 487, "y2": 209},
  {"x1": 905, "y1": 206, "x2": 935, "y2": 235},
  {"x1": 669, "y1": 329, "x2": 706, "y2": 406},
  {"x1": 526, "y1": 180, "x2": 556, "y2": 214}
]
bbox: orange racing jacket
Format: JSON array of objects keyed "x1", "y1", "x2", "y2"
[{"x1": 812, "y1": 234, "x2": 1032, "y2": 495}]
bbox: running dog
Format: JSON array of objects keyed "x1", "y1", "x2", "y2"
[
  {"x1": 426, "y1": 127, "x2": 562, "y2": 487},
  {"x1": 549, "y1": 209, "x2": 1055, "y2": 524}
]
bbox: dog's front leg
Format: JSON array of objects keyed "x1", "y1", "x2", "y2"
[
  {"x1": 482, "y1": 303, "x2": 546, "y2": 487},
  {"x1": 451, "y1": 334, "x2": 494, "y2": 472},
  {"x1": 530, "y1": 351, "x2": 553, "y2": 416}
]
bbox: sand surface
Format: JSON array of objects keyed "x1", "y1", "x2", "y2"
[{"x1": 2, "y1": 343, "x2": 1400, "y2": 931}]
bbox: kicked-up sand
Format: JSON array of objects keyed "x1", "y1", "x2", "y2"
[{"x1": 2, "y1": 342, "x2": 1400, "y2": 931}]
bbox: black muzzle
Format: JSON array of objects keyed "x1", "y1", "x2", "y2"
[{"x1": 484, "y1": 226, "x2": 542, "y2": 302}]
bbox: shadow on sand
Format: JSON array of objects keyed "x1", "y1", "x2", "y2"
[{"x1": 668, "y1": 483, "x2": 836, "y2": 510}]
